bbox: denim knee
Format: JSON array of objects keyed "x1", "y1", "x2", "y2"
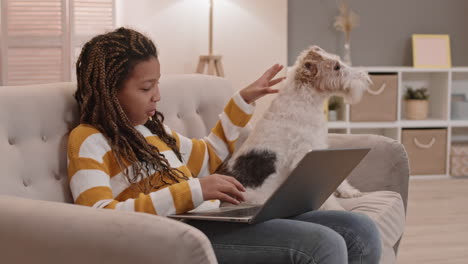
[
  {"x1": 297, "y1": 223, "x2": 348, "y2": 264},
  {"x1": 290, "y1": 210, "x2": 382, "y2": 263},
  {"x1": 345, "y1": 213, "x2": 382, "y2": 264}
]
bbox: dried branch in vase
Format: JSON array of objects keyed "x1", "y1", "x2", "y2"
[
  {"x1": 333, "y1": 2, "x2": 360, "y2": 43},
  {"x1": 333, "y1": 2, "x2": 360, "y2": 65}
]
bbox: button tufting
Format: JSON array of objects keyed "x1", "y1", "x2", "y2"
[
  {"x1": 8, "y1": 138, "x2": 15, "y2": 145},
  {"x1": 42, "y1": 135, "x2": 47, "y2": 142},
  {"x1": 177, "y1": 113, "x2": 182, "y2": 119},
  {"x1": 22, "y1": 179, "x2": 29, "y2": 187},
  {"x1": 196, "y1": 109, "x2": 200, "y2": 114},
  {"x1": 55, "y1": 173, "x2": 61, "y2": 180}
]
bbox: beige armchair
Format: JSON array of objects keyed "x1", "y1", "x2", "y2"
[{"x1": 0, "y1": 74, "x2": 409, "y2": 264}]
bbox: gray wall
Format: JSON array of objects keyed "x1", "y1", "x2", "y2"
[{"x1": 288, "y1": 0, "x2": 468, "y2": 66}]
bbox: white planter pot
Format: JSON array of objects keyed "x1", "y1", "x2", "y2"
[{"x1": 405, "y1": 100, "x2": 429, "y2": 120}]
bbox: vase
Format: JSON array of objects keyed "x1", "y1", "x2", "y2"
[
  {"x1": 343, "y1": 42, "x2": 352, "y2": 66},
  {"x1": 405, "y1": 100, "x2": 429, "y2": 120}
]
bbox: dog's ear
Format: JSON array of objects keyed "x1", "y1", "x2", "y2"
[
  {"x1": 311, "y1": 45, "x2": 322, "y2": 52},
  {"x1": 304, "y1": 61, "x2": 318, "y2": 77},
  {"x1": 306, "y1": 48, "x2": 323, "y2": 61}
]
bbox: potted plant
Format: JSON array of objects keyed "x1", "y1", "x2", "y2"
[
  {"x1": 404, "y1": 86, "x2": 429, "y2": 120},
  {"x1": 328, "y1": 96, "x2": 341, "y2": 121}
]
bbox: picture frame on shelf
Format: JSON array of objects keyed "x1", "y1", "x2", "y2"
[{"x1": 412, "y1": 34, "x2": 452, "y2": 69}]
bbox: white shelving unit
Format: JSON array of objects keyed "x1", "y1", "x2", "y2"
[{"x1": 328, "y1": 66, "x2": 468, "y2": 177}]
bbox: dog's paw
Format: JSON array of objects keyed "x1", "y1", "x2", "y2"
[
  {"x1": 335, "y1": 188, "x2": 362, "y2": 198},
  {"x1": 319, "y1": 196, "x2": 346, "y2": 211}
]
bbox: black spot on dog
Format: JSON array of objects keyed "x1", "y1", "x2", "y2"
[{"x1": 219, "y1": 149, "x2": 277, "y2": 188}]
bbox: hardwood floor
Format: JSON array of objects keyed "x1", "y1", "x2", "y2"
[{"x1": 398, "y1": 178, "x2": 468, "y2": 264}]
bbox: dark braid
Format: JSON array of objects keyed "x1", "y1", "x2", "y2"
[{"x1": 75, "y1": 27, "x2": 188, "y2": 194}]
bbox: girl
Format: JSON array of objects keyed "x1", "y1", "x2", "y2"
[{"x1": 68, "y1": 27, "x2": 381, "y2": 263}]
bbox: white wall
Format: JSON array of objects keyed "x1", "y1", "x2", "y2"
[{"x1": 116, "y1": 0, "x2": 287, "y2": 122}]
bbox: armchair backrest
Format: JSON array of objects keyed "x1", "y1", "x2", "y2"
[
  {"x1": 0, "y1": 82, "x2": 78, "y2": 203},
  {"x1": 0, "y1": 74, "x2": 234, "y2": 203},
  {"x1": 158, "y1": 74, "x2": 234, "y2": 138}
]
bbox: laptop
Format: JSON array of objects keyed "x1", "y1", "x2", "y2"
[{"x1": 168, "y1": 148, "x2": 370, "y2": 224}]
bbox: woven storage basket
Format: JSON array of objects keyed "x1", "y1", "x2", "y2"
[
  {"x1": 350, "y1": 74, "x2": 398, "y2": 122},
  {"x1": 450, "y1": 143, "x2": 468, "y2": 176},
  {"x1": 402, "y1": 128, "x2": 447, "y2": 175}
]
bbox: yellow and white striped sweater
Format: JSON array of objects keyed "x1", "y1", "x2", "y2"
[{"x1": 67, "y1": 92, "x2": 254, "y2": 216}]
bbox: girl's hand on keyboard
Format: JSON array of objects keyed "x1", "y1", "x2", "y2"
[{"x1": 199, "y1": 174, "x2": 246, "y2": 205}]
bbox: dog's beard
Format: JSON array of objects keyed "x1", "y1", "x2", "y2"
[{"x1": 343, "y1": 79, "x2": 367, "y2": 104}]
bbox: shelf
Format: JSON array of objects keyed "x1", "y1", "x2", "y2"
[
  {"x1": 329, "y1": 120, "x2": 462, "y2": 128},
  {"x1": 325, "y1": 66, "x2": 468, "y2": 178},
  {"x1": 450, "y1": 120, "x2": 468, "y2": 127},
  {"x1": 349, "y1": 122, "x2": 399, "y2": 128},
  {"x1": 362, "y1": 66, "x2": 468, "y2": 73},
  {"x1": 327, "y1": 121, "x2": 347, "y2": 129},
  {"x1": 400, "y1": 119, "x2": 449, "y2": 128},
  {"x1": 330, "y1": 119, "x2": 468, "y2": 128},
  {"x1": 451, "y1": 67, "x2": 468, "y2": 72}
]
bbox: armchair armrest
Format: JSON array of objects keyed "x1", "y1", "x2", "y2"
[
  {"x1": 328, "y1": 134, "x2": 410, "y2": 212},
  {"x1": 0, "y1": 195, "x2": 217, "y2": 264}
]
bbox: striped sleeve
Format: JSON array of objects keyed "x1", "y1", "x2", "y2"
[
  {"x1": 67, "y1": 125, "x2": 204, "y2": 215},
  {"x1": 169, "y1": 91, "x2": 255, "y2": 177}
]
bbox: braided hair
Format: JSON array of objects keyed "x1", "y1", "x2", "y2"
[{"x1": 75, "y1": 27, "x2": 189, "y2": 194}]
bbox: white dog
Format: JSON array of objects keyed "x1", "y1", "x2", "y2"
[{"x1": 219, "y1": 45, "x2": 371, "y2": 210}]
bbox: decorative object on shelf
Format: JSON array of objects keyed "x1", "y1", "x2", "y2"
[
  {"x1": 451, "y1": 93, "x2": 468, "y2": 120},
  {"x1": 450, "y1": 143, "x2": 468, "y2": 177},
  {"x1": 196, "y1": 0, "x2": 225, "y2": 77},
  {"x1": 412, "y1": 34, "x2": 452, "y2": 69},
  {"x1": 350, "y1": 73, "x2": 398, "y2": 122},
  {"x1": 402, "y1": 128, "x2": 447, "y2": 175},
  {"x1": 327, "y1": 96, "x2": 340, "y2": 121},
  {"x1": 404, "y1": 86, "x2": 429, "y2": 120},
  {"x1": 333, "y1": 1, "x2": 360, "y2": 66}
]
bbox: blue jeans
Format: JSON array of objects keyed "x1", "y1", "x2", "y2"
[{"x1": 187, "y1": 210, "x2": 381, "y2": 264}]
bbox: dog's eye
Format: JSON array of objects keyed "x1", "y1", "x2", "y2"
[
  {"x1": 305, "y1": 62, "x2": 312, "y2": 69},
  {"x1": 334, "y1": 63, "x2": 341, "y2": 71}
]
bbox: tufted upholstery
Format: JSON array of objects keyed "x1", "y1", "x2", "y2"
[
  {"x1": 0, "y1": 74, "x2": 409, "y2": 264},
  {"x1": 158, "y1": 74, "x2": 236, "y2": 138},
  {"x1": 0, "y1": 82, "x2": 78, "y2": 203},
  {"x1": 0, "y1": 74, "x2": 234, "y2": 204},
  {"x1": 0, "y1": 75, "x2": 230, "y2": 264}
]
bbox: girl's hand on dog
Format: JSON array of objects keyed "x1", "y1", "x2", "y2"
[
  {"x1": 240, "y1": 64, "x2": 286, "y2": 104},
  {"x1": 199, "y1": 174, "x2": 246, "y2": 205}
]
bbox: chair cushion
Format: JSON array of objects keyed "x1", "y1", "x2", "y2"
[{"x1": 337, "y1": 191, "x2": 405, "y2": 263}]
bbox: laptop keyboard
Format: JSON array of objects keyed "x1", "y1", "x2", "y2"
[{"x1": 189, "y1": 206, "x2": 262, "y2": 217}]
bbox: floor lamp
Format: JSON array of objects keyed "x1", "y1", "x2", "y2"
[{"x1": 196, "y1": 0, "x2": 225, "y2": 77}]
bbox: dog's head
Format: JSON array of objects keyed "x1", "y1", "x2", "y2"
[{"x1": 291, "y1": 45, "x2": 371, "y2": 104}]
